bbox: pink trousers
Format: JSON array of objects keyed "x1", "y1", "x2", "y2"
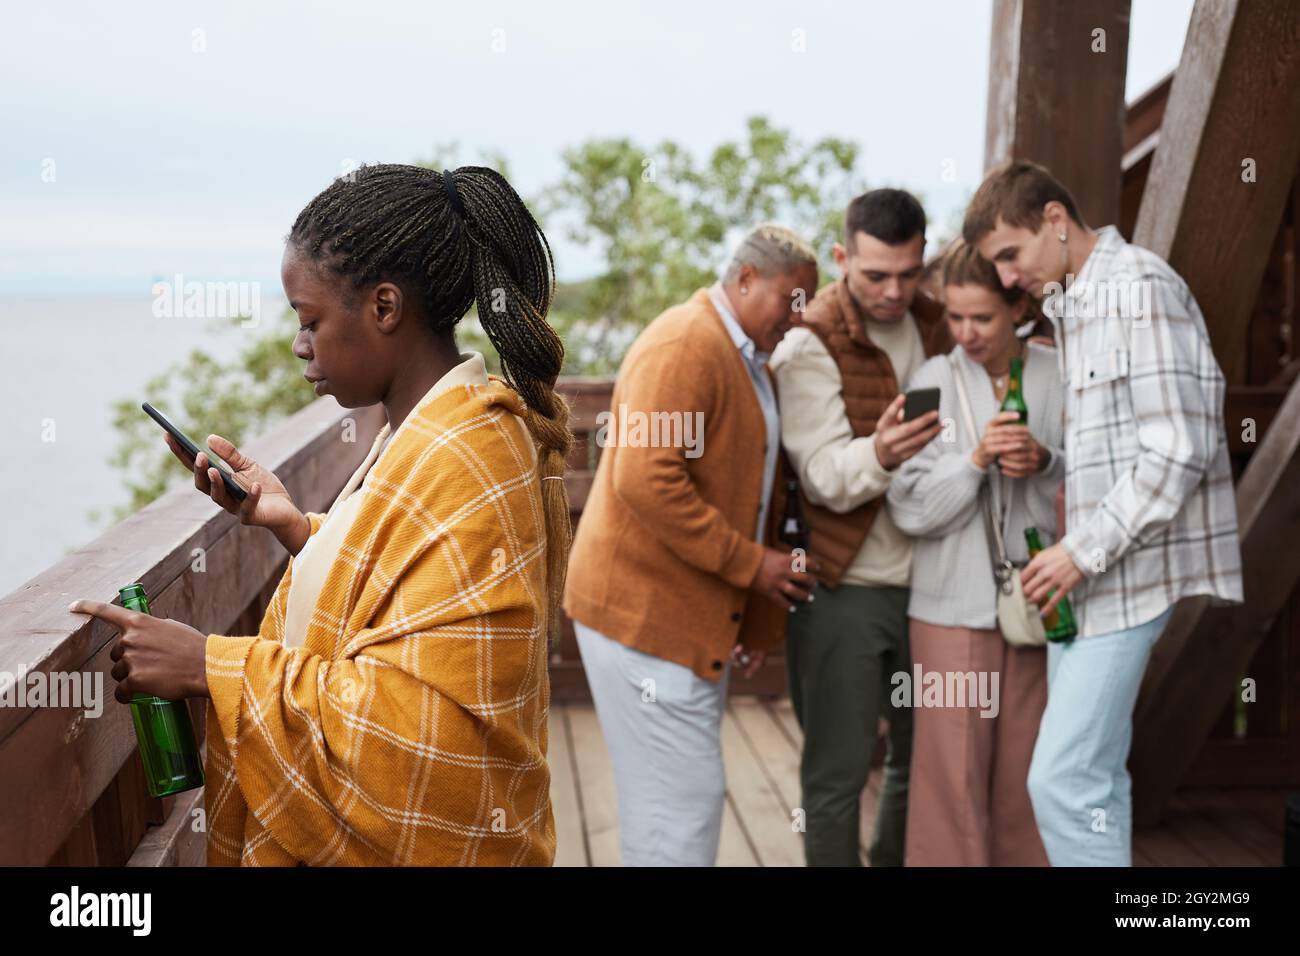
[{"x1": 903, "y1": 618, "x2": 1049, "y2": 866}]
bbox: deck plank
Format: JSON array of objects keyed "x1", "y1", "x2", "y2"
[
  {"x1": 1157, "y1": 794, "x2": 1270, "y2": 866},
  {"x1": 565, "y1": 703, "x2": 621, "y2": 867},
  {"x1": 553, "y1": 697, "x2": 1283, "y2": 868},
  {"x1": 721, "y1": 707, "x2": 805, "y2": 866},
  {"x1": 1134, "y1": 819, "x2": 1215, "y2": 867},
  {"x1": 858, "y1": 768, "x2": 883, "y2": 865},
  {"x1": 732, "y1": 700, "x2": 801, "y2": 811},
  {"x1": 1181, "y1": 788, "x2": 1282, "y2": 865},
  {"x1": 1132, "y1": 842, "x2": 1158, "y2": 867},
  {"x1": 717, "y1": 796, "x2": 759, "y2": 867},
  {"x1": 547, "y1": 704, "x2": 588, "y2": 867},
  {"x1": 1223, "y1": 787, "x2": 1288, "y2": 836},
  {"x1": 770, "y1": 697, "x2": 803, "y2": 749}
]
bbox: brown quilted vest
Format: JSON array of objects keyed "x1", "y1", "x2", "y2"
[{"x1": 795, "y1": 277, "x2": 953, "y2": 588}]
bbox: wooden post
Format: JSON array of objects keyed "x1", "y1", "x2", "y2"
[
  {"x1": 1134, "y1": 378, "x2": 1300, "y2": 821},
  {"x1": 1132, "y1": 0, "x2": 1300, "y2": 381},
  {"x1": 985, "y1": 0, "x2": 1131, "y2": 227},
  {"x1": 1128, "y1": 0, "x2": 1300, "y2": 825}
]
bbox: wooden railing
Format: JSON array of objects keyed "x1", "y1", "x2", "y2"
[{"x1": 0, "y1": 397, "x2": 385, "y2": 866}]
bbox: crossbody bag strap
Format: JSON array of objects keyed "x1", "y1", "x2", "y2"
[{"x1": 947, "y1": 354, "x2": 1014, "y2": 588}]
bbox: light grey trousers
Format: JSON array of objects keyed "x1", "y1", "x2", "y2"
[{"x1": 574, "y1": 621, "x2": 732, "y2": 866}]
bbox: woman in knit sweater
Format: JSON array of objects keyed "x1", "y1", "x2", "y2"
[
  {"x1": 70, "y1": 165, "x2": 569, "y2": 866},
  {"x1": 885, "y1": 239, "x2": 1064, "y2": 866}
]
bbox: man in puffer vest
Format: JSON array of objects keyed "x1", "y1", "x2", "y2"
[{"x1": 770, "y1": 189, "x2": 951, "y2": 866}]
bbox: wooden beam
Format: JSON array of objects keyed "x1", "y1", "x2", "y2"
[
  {"x1": 985, "y1": 0, "x2": 1132, "y2": 227},
  {"x1": 1124, "y1": 74, "x2": 1174, "y2": 154},
  {"x1": 1182, "y1": 738, "x2": 1300, "y2": 790},
  {"x1": 1225, "y1": 385, "x2": 1292, "y2": 455},
  {"x1": 1132, "y1": 0, "x2": 1300, "y2": 381},
  {"x1": 1133, "y1": 373, "x2": 1300, "y2": 825},
  {"x1": 127, "y1": 787, "x2": 206, "y2": 867}
]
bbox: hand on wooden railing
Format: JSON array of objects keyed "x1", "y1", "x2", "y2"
[
  {"x1": 164, "y1": 432, "x2": 311, "y2": 556},
  {"x1": 67, "y1": 600, "x2": 210, "y2": 701}
]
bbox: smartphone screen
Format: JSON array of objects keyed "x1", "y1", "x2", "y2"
[{"x1": 903, "y1": 387, "x2": 941, "y2": 422}]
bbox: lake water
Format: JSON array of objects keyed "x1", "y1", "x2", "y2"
[{"x1": 0, "y1": 296, "x2": 288, "y2": 596}]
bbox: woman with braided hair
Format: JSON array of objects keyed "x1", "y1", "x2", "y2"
[{"x1": 71, "y1": 164, "x2": 570, "y2": 865}]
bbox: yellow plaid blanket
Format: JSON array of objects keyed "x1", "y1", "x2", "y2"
[{"x1": 203, "y1": 378, "x2": 555, "y2": 866}]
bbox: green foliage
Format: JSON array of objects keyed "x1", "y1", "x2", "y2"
[
  {"x1": 107, "y1": 310, "x2": 316, "y2": 522},
  {"x1": 542, "y1": 116, "x2": 862, "y2": 373}
]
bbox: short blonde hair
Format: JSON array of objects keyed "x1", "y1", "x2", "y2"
[{"x1": 723, "y1": 223, "x2": 817, "y2": 281}]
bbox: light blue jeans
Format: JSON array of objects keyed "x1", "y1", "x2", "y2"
[
  {"x1": 1027, "y1": 605, "x2": 1173, "y2": 866},
  {"x1": 574, "y1": 621, "x2": 732, "y2": 866}
]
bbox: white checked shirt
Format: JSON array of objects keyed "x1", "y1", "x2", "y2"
[
  {"x1": 1045, "y1": 225, "x2": 1244, "y2": 636},
  {"x1": 709, "y1": 282, "x2": 780, "y2": 542}
]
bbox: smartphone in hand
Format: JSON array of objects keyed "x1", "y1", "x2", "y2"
[
  {"x1": 903, "y1": 387, "x2": 940, "y2": 422},
  {"x1": 142, "y1": 402, "x2": 248, "y2": 501}
]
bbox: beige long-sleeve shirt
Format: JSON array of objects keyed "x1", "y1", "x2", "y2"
[{"x1": 770, "y1": 313, "x2": 925, "y2": 587}]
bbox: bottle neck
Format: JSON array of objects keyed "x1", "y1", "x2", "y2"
[{"x1": 1005, "y1": 356, "x2": 1024, "y2": 396}]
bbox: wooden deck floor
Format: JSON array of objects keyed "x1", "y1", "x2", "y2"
[{"x1": 548, "y1": 698, "x2": 1286, "y2": 867}]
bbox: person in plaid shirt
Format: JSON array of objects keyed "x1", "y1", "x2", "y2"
[{"x1": 964, "y1": 161, "x2": 1243, "y2": 866}]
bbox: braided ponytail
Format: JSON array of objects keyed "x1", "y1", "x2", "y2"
[
  {"x1": 288, "y1": 163, "x2": 572, "y2": 643},
  {"x1": 454, "y1": 168, "x2": 573, "y2": 645}
]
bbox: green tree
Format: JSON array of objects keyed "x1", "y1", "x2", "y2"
[
  {"x1": 106, "y1": 310, "x2": 318, "y2": 522},
  {"x1": 543, "y1": 116, "x2": 862, "y2": 373}
]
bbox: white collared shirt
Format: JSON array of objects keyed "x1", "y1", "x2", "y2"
[{"x1": 708, "y1": 282, "x2": 781, "y2": 543}]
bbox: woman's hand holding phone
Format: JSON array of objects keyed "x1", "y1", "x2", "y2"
[{"x1": 164, "y1": 433, "x2": 312, "y2": 556}]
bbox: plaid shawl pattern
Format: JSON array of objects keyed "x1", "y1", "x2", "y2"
[{"x1": 203, "y1": 378, "x2": 555, "y2": 866}]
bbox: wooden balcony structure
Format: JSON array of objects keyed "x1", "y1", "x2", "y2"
[{"x1": 1, "y1": 0, "x2": 1297, "y2": 865}]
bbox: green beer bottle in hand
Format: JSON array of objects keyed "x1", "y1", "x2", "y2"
[
  {"x1": 1022, "y1": 529, "x2": 1078, "y2": 643},
  {"x1": 1000, "y1": 355, "x2": 1028, "y2": 423},
  {"x1": 119, "y1": 584, "x2": 205, "y2": 797}
]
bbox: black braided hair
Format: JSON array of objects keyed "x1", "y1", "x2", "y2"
[{"x1": 287, "y1": 163, "x2": 572, "y2": 641}]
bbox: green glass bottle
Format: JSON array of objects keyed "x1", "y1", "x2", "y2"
[
  {"x1": 119, "y1": 584, "x2": 205, "y2": 797},
  {"x1": 1000, "y1": 355, "x2": 1028, "y2": 423},
  {"x1": 1022, "y1": 529, "x2": 1078, "y2": 643}
]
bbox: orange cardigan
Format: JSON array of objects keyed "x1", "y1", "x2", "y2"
[{"x1": 564, "y1": 288, "x2": 787, "y2": 681}]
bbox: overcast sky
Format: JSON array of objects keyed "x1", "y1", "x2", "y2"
[{"x1": 0, "y1": 0, "x2": 1193, "y2": 296}]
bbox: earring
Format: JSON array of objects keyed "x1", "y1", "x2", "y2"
[
  {"x1": 740, "y1": 286, "x2": 748, "y2": 294},
  {"x1": 1058, "y1": 232, "x2": 1067, "y2": 242}
]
